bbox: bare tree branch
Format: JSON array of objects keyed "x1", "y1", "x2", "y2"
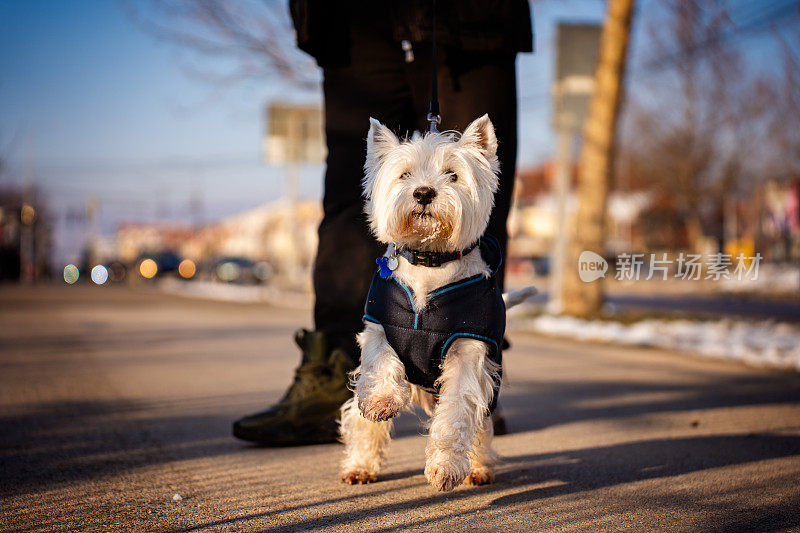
[
  {"x1": 122, "y1": 0, "x2": 319, "y2": 90},
  {"x1": 612, "y1": 0, "x2": 800, "y2": 253}
]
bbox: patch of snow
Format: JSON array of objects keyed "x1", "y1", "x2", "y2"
[
  {"x1": 514, "y1": 315, "x2": 800, "y2": 371},
  {"x1": 721, "y1": 264, "x2": 800, "y2": 293}
]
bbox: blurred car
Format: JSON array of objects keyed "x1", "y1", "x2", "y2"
[
  {"x1": 532, "y1": 256, "x2": 550, "y2": 277},
  {"x1": 135, "y1": 251, "x2": 181, "y2": 280},
  {"x1": 213, "y1": 257, "x2": 273, "y2": 285}
]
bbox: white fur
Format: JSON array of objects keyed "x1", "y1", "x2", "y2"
[
  {"x1": 363, "y1": 114, "x2": 499, "y2": 253},
  {"x1": 340, "y1": 115, "x2": 526, "y2": 491}
]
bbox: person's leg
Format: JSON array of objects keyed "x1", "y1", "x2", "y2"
[
  {"x1": 234, "y1": 28, "x2": 417, "y2": 445},
  {"x1": 313, "y1": 134, "x2": 382, "y2": 359},
  {"x1": 315, "y1": 39, "x2": 418, "y2": 355}
]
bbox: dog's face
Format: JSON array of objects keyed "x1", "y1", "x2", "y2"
[{"x1": 362, "y1": 115, "x2": 500, "y2": 252}]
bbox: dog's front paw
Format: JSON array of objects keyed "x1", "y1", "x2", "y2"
[
  {"x1": 358, "y1": 394, "x2": 404, "y2": 422},
  {"x1": 341, "y1": 469, "x2": 377, "y2": 485},
  {"x1": 424, "y1": 454, "x2": 470, "y2": 491},
  {"x1": 464, "y1": 467, "x2": 494, "y2": 486}
]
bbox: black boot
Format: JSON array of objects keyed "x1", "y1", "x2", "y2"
[
  {"x1": 492, "y1": 407, "x2": 508, "y2": 436},
  {"x1": 233, "y1": 329, "x2": 355, "y2": 446}
]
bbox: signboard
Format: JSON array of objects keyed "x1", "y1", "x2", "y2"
[
  {"x1": 552, "y1": 24, "x2": 602, "y2": 132},
  {"x1": 264, "y1": 103, "x2": 326, "y2": 164}
]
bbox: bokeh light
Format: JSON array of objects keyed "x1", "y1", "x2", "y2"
[
  {"x1": 91, "y1": 265, "x2": 109, "y2": 285},
  {"x1": 108, "y1": 262, "x2": 126, "y2": 282},
  {"x1": 63, "y1": 264, "x2": 80, "y2": 284},
  {"x1": 139, "y1": 258, "x2": 158, "y2": 279},
  {"x1": 216, "y1": 261, "x2": 241, "y2": 282},
  {"x1": 20, "y1": 203, "x2": 36, "y2": 225},
  {"x1": 254, "y1": 261, "x2": 274, "y2": 282},
  {"x1": 178, "y1": 259, "x2": 196, "y2": 279}
]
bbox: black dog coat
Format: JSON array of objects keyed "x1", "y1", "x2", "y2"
[{"x1": 363, "y1": 235, "x2": 506, "y2": 412}]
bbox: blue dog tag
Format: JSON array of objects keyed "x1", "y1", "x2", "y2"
[{"x1": 377, "y1": 257, "x2": 394, "y2": 278}]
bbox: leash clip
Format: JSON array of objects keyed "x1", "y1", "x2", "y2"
[
  {"x1": 401, "y1": 40, "x2": 415, "y2": 63},
  {"x1": 427, "y1": 113, "x2": 441, "y2": 133}
]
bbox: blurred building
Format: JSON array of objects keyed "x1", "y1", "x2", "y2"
[
  {"x1": 511, "y1": 160, "x2": 800, "y2": 267},
  {"x1": 116, "y1": 223, "x2": 195, "y2": 263},
  {"x1": 757, "y1": 179, "x2": 800, "y2": 263},
  {"x1": 0, "y1": 187, "x2": 52, "y2": 282},
  {"x1": 114, "y1": 200, "x2": 322, "y2": 284},
  {"x1": 509, "y1": 162, "x2": 652, "y2": 259},
  {"x1": 183, "y1": 199, "x2": 321, "y2": 279}
]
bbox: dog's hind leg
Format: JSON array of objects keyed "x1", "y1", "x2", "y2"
[
  {"x1": 339, "y1": 396, "x2": 392, "y2": 484},
  {"x1": 464, "y1": 414, "x2": 498, "y2": 485},
  {"x1": 425, "y1": 338, "x2": 498, "y2": 491}
]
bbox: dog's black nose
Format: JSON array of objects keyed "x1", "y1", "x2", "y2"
[{"x1": 413, "y1": 186, "x2": 437, "y2": 205}]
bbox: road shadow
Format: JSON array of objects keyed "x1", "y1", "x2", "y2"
[
  {"x1": 177, "y1": 433, "x2": 799, "y2": 532},
  {"x1": 0, "y1": 394, "x2": 264, "y2": 497},
  {"x1": 490, "y1": 433, "x2": 800, "y2": 532},
  {"x1": 495, "y1": 433, "x2": 800, "y2": 501},
  {"x1": 497, "y1": 370, "x2": 800, "y2": 433},
  {"x1": 2, "y1": 345, "x2": 799, "y2": 522}
]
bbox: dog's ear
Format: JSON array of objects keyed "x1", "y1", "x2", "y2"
[
  {"x1": 460, "y1": 114, "x2": 497, "y2": 158},
  {"x1": 367, "y1": 118, "x2": 399, "y2": 160}
]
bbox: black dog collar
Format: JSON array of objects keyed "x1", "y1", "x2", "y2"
[{"x1": 397, "y1": 241, "x2": 479, "y2": 267}]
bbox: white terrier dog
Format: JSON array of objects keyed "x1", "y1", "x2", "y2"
[{"x1": 339, "y1": 114, "x2": 534, "y2": 491}]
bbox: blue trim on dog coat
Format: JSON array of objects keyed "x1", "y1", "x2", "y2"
[{"x1": 363, "y1": 235, "x2": 506, "y2": 412}]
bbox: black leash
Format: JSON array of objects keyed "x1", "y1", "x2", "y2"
[{"x1": 427, "y1": 0, "x2": 441, "y2": 133}]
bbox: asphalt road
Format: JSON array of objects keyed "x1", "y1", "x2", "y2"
[
  {"x1": 1, "y1": 284, "x2": 799, "y2": 532},
  {"x1": 524, "y1": 291, "x2": 800, "y2": 321}
]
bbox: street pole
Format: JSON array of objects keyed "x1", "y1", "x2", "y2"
[
  {"x1": 86, "y1": 195, "x2": 99, "y2": 269},
  {"x1": 285, "y1": 113, "x2": 300, "y2": 288},
  {"x1": 264, "y1": 103, "x2": 325, "y2": 290},
  {"x1": 548, "y1": 129, "x2": 573, "y2": 314},
  {"x1": 21, "y1": 142, "x2": 36, "y2": 284},
  {"x1": 562, "y1": 0, "x2": 636, "y2": 317},
  {"x1": 20, "y1": 190, "x2": 35, "y2": 284}
]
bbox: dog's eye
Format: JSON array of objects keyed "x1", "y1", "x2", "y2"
[
  {"x1": 449, "y1": 172, "x2": 458, "y2": 183},
  {"x1": 400, "y1": 172, "x2": 411, "y2": 180}
]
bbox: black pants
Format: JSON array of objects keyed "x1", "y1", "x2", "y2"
[{"x1": 314, "y1": 29, "x2": 519, "y2": 358}]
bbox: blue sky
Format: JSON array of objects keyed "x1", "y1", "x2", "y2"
[{"x1": 0, "y1": 0, "x2": 794, "y2": 264}]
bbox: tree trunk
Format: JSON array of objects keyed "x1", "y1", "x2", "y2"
[{"x1": 561, "y1": 0, "x2": 636, "y2": 317}]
